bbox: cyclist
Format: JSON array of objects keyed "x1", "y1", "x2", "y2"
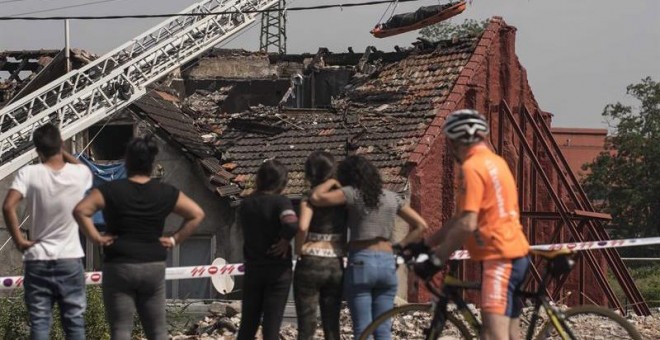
[{"x1": 418, "y1": 109, "x2": 531, "y2": 340}]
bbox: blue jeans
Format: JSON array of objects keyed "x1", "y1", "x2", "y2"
[
  {"x1": 344, "y1": 250, "x2": 398, "y2": 340},
  {"x1": 24, "y1": 258, "x2": 86, "y2": 340}
]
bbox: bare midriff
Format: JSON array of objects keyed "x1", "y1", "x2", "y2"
[
  {"x1": 302, "y1": 240, "x2": 337, "y2": 251},
  {"x1": 348, "y1": 238, "x2": 392, "y2": 252}
]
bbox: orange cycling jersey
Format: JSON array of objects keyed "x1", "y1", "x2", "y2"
[{"x1": 457, "y1": 144, "x2": 529, "y2": 261}]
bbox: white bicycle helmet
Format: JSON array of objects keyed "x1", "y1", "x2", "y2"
[{"x1": 442, "y1": 109, "x2": 489, "y2": 144}]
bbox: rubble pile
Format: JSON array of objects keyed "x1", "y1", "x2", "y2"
[
  {"x1": 182, "y1": 88, "x2": 232, "y2": 118},
  {"x1": 168, "y1": 302, "x2": 660, "y2": 339}
]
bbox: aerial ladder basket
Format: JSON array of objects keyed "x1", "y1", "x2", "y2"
[{"x1": 371, "y1": 1, "x2": 467, "y2": 38}]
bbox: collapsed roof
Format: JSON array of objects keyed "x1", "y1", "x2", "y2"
[{"x1": 133, "y1": 18, "x2": 508, "y2": 199}]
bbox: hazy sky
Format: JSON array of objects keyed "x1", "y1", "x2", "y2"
[{"x1": 1, "y1": 0, "x2": 658, "y2": 128}]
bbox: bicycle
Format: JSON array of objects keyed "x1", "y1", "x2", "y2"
[{"x1": 358, "y1": 248, "x2": 643, "y2": 340}]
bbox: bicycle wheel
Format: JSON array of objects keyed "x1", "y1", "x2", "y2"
[
  {"x1": 358, "y1": 303, "x2": 475, "y2": 340},
  {"x1": 535, "y1": 305, "x2": 642, "y2": 340}
]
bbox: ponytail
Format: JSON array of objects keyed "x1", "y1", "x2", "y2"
[{"x1": 125, "y1": 134, "x2": 159, "y2": 177}]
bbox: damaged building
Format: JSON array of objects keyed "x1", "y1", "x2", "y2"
[
  {"x1": 127, "y1": 16, "x2": 630, "y2": 307},
  {"x1": 0, "y1": 17, "x2": 646, "y2": 313}
]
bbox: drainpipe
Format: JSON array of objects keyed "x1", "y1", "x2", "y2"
[
  {"x1": 292, "y1": 73, "x2": 303, "y2": 108},
  {"x1": 64, "y1": 20, "x2": 71, "y2": 73},
  {"x1": 310, "y1": 71, "x2": 315, "y2": 108}
]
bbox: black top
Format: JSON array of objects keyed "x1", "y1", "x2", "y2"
[
  {"x1": 304, "y1": 192, "x2": 347, "y2": 236},
  {"x1": 98, "y1": 179, "x2": 179, "y2": 263},
  {"x1": 239, "y1": 192, "x2": 298, "y2": 266}
]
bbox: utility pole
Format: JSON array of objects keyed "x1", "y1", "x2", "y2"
[
  {"x1": 259, "y1": 0, "x2": 286, "y2": 54},
  {"x1": 64, "y1": 19, "x2": 92, "y2": 268},
  {"x1": 64, "y1": 20, "x2": 71, "y2": 72}
]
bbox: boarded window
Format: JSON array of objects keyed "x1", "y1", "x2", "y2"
[{"x1": 166, "y1": 235, "x2": 216, "y2": 299}]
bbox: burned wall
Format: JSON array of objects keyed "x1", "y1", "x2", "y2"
[{"x1": 302, "y1": 68, "x2": 354, "y2": 108}]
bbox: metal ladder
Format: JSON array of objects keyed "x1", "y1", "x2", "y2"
[{"x1": 0, "y1": 0, "x2": 279, "y2": 180}]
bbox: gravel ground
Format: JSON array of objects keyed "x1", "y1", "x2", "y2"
[{"x1": 168, "y1": 303, "x2": 660, "y2": 339}]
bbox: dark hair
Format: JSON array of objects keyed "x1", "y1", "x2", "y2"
[
  {"x1": 256, "y1": 159, "x2": 288, "y2": 193},
  {"x1": 32, "y1": 123, "x2": 62, "y2": 158},
  {"x1": 337, "y1": 155, "x2": 382, "y2": 209},
  {"x1": 125, "y1": 135, "x2": 159, "y2": 177},
  {"x1": 304, "y1": 151, "x2": 336, "y2": 187}
]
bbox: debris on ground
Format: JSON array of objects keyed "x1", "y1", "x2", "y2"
[{"x1": 166, "y1": 302, "x2": 660, "y2": 339}]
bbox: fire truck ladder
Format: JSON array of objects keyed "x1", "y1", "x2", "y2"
[{"x1": 0, "y1": 0, "x2": 279, "y2": 180}]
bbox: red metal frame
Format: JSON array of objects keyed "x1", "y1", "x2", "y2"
[{"x1": 493, "y1": 100, "x2": 650, "y2": 316}]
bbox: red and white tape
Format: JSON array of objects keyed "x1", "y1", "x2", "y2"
[
  {"x1": 0, "y1": 258, "x2": 241, "y2": 292},
  {"x1": 2, "y1": 236, "x2": 659, "y2": 291},
  {"x1": 448, "y1": 236, "x2": 660, "y2": 260},
  {"x1": 0, "y1": 263, "x2": 244, "y2": 291}
]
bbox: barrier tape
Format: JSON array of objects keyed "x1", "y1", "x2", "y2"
[
  {"x1": 447, "y1": 236, "x2": 660, "y2": 260},
  {"x1": 1, "y1": 236, "x2": 659, "y2": 291},
  {"x1": 0, "y1": 262, "x2": 245, "y2": 291}
]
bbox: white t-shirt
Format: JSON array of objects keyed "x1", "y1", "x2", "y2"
[{"x1": 10, "y1": 163, "x2": 93, "y2": 261}]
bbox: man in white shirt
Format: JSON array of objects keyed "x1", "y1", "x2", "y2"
[{"x1": 2, "y1": 123, "x2": 93, "y2": 340}]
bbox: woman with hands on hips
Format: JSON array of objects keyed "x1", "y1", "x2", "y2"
[{"x1": 73, "y1": 135, "x2": 204, "y2": 340}]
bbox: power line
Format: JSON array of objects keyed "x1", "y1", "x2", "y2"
[
  {"x1": 6, "y1": 0, "x2": 128, "y2": 17},
  {"x1": 0, "y1": 0, "x2": 33, "y2": 4},
  {"x1": 0, "y1": 0, "x2": 424, "y2": 21},
  {"x1": 0, "y1": 0, "x2": 78, "y2": 5}
]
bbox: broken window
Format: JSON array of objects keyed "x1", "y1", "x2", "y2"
[{"x1": 88, "y1": 124, "x2": 133, "y2": 160}]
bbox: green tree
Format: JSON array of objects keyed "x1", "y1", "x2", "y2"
[
  {"x1": 582, "y1": 77, "x2": 660, "y2": 255},
  {"x1": 419, "y1": 18, "x2": 489, "y2": 42}
]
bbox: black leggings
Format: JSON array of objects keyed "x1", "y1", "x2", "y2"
[
  {"x1": 293, "y1": 256, "x2": 344, "y2": 340},
  {"x1": 237, "y1": 264, "x2": 292, "y2": 340}
]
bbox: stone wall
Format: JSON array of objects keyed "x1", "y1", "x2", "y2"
[{"x1": 186, "y1": 54, "x2": 278, "y2": 80}]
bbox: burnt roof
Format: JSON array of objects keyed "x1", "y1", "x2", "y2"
[
  {"x1": 132, "y1": 90, "x2": 214, "y2": 159},
  {"x1": 139, "y1": 18, "x2": 508, "y2": 199}
]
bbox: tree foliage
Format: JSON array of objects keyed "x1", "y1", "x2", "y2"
[
  {"x1": 582, "y1": 77, "x2": 660, "y2": 252},
  {"x1": 419, "y1": 18, "x2": 489, "y2": 42}
]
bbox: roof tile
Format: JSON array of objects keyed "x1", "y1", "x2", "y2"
[{"x1": 143, "y1": 31, "x2": 491, "y2": 197}]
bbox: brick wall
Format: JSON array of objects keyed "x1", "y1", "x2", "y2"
[
  {"x1": 551, "y1": 127, "x2": 607, "y2": 179},
  {"x1": 408, "y1": 19, "x2": 607, "y2": 306}
]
